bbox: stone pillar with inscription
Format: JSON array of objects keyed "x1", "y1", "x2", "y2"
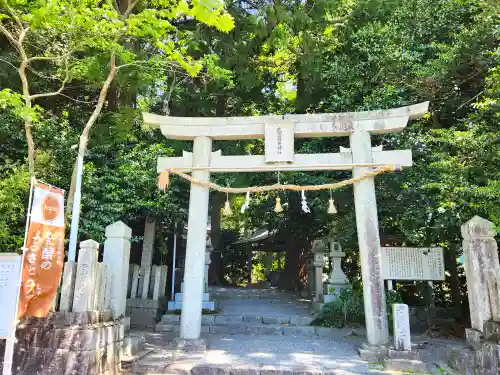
[
  {"x1": 153, "y1": 265, "x2": 162, "y2": 300},
  {"x1": 130, "y1": 264, "x2": 140, "y2": 299},
  {"x1": 139, "y1": 217, "x2": 156, "y2": 300},
  {"x1": 59, "y1": 261, "x2": 77, "y2": 312},
  {"x1": 381, "y1": 303, "x2": 426, "y2": 373},
  {"x1": 462, "y1": 216, "x2": 500, "y2": 332},
  {"x1": 103, "y1": 220, "x2": 132, "y2": 318},
  {"x1": 73, "y1": 239, "x2": 99, "y2": 312},
  {"x1": 350, "y1": 130, "x2": 389, "y2": 347},
  {"x1": 180, "y1": 136, "x2": 212, "y2": 342},
  {"x1": 447, "y1": 216, "x2": 500, "y2": 375},
  {"x1": 159, "y1": 265, "x2": 168, "y2": 298},
  {"x1": 392, "y1": 304, "x2": 411, "y2": 351}
]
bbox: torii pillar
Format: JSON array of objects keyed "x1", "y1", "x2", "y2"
[
  {"x1": 144, "y1": 102, "x2": 429, "y2": 346},
  {"x1": 180, "y1": 136, "x2": 211, "y2": 339}
]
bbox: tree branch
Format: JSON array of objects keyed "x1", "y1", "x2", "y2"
[
  {"x1": 0, "y1": 23, "x2": 20, "y2": 50},
  {"x1": 27, "y1": 55, "x2": 68, "y2": 63},
  {"x1": 121, "y1": 0, "x2": 140, "y2": 19},
  {"x1": 66, "y1": 52, "x2": 117, "y2": 213},
  {"x1": 1, "y1": 0, "x2": 24, "y2": 30},
  {"x1": 0, "y1": 57, "x2": 19, "y2": 71},
  {"x1": 29, "y1": 57, "x2": 70, "y2": 100}
]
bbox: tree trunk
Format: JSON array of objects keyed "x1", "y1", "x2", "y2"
[
  {"x1": 66, "y1": 54, "x2": 117, "y2": 215},
  {"x1": 209, "y1": 192, "x2": 225, "y2": 285},
  {"x1": 446, "y1": 244, "x2": 462, "y2": 312}
]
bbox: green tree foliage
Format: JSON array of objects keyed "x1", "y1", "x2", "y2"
[{"x1": 0, "y1": 0, "x2": 498, "y2": 317}]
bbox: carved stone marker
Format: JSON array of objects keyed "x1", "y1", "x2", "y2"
[
  {"x1": 73, "y1": 239, "x2": 99, "y2": 312},
  {"x1": 139, "y1": 217, "x2": 156, "y2": 300},
  {"x1": 130, "y1": 264, "x2": 140, "y2": 299},
  {"x1": 461, "y1": 216, "x2": 500, "y2": 332},
  {"x1": 393, "y1": 303, "x2": 411, "y2": 351},
  {"x1": 486, "y1": 269, "x2": 500, "y2": 321},
  {"x1": 103, "y1": 220, "x2": 132, "y2": 318},
  {"x1": 153, "y1": 265, "x2": 162, "y2": 300},
  {"x1": 159, "y1": 265, "x2": 168, "y2": 298},
  {"x1": 59, "y1": 261, "x2": 76, "y2": 312}
]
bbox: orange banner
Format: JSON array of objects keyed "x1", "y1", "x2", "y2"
[{"x1": 18, "y1": 183, "x2": 65, "y2": 318}]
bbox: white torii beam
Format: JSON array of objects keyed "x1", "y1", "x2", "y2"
[
  {"x1": 157, "y1": 149, "x2": 413, "y2": 173},
  {"x1": 145, "y1": 102, "x2": 429, "y2": 347},
  {"x1": 144, "y1": 102, "x2": 428, "y2": 140}
]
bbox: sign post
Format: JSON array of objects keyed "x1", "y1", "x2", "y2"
[
  {"x1": 1, "y1": 254, "x2": 23, "y2": 375},
  {"x1": 2, "y1": 180, "x2": 65, "y2": 375}
]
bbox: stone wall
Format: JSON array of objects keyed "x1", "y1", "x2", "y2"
[
  {"x1": 0, "y1": 312, "x2": 129, "y2": 375},
  {"x1": 448, "y1": 320, "x2": 500, "y2": 375}
]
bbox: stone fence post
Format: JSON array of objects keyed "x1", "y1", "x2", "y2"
[
  {"x1": 72, "y1": 239, "x2": 99, "y2": 312},
  {"x1": 103, "y1": 221, "x2": 132, "y2": 318},
  {"x1": 312, "y1": 239, "x2": 327, "y2": 303},
  {"x1": 130, "y1": 264, "x2": 140, "y2": 299},
  {"x1": 461, "y1": 216, "x2": 500, "y2": 332}
]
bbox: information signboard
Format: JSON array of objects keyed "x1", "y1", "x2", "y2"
[
  {"x1": 0, "y1": 254, "x2": 22, "y2": 339},
  {"x1": 381, "y1": 247, "x2": 444, "y2": 281}
]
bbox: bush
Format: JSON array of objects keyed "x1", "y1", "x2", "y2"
[{"x1": 312, "y1": 287, "x2": 403, "y2": 328}]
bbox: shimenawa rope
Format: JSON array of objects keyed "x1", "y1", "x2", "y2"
[{"x1": 158, "y1": 164, "x2": 401, "y2": 193}]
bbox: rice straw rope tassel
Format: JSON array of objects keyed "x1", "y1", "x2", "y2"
[{"x1": 158, "y1": 170, "x2": 170, "y2": 191}]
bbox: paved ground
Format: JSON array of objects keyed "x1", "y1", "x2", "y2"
[
  {"x1": 203, "y1": 332, "x2": 373, "y2": 370},
  {"x1": 132, "y1": 287, "x2": 463, "y2": 374},
  {"x1": 133, "y1": 331, "x2": 461, "y2": 374}
]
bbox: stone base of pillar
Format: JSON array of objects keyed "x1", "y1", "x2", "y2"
[
  {"x1": 170, "y1": 338, "x2": 206, "y2": 353},
  {"x1": 59, "y1": 261, "x2": 77, "y2": 312},
  {"x1": 323, "y1": 283, "x2": 351, "y2": 302},
  {"x1": 126, "y1": 298, "x2": 166, "y2": 328},
  {"x1": 168, "y1": 300, "x2": 217, "y2": 311},
  {"x1": 312, "y1": 301, "x2": 324, "y2": 312},
  {"x1": 175, "y1": 292, "x2": 210, "y2": 302},
  {"x1": 448, "y1": 321, "x2": 500, "y2": 375},
  {"x1": 382, "y1": 349, "x2": 425, "y2": 372},
  {"x1": 8, "y1": 312, "x2": 125, "y2": 375},
  {"x1": 168, "y1": 291, "x2": 217, "y2": 311},
  {"x1": 357, "y1": 342, "x2": 389, "y2": 361},
  {"x1": 382, "y1": 358, "x2": 427, "y2": 373}
]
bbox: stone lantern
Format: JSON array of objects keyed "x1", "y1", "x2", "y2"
[
  {"x1": 204, "y1": 235, "x2": 213, "y2": 293},
  {"x1": 324, "y1": 239, "x2": 350, "y2": 303}
]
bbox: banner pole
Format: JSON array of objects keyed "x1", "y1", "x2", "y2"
[
  {"x1": 171, "y1": 221, "x2": 178, "y2": 300},
  {"x1": 2, "y1": 177, "x2": 35, "y2": 375}
]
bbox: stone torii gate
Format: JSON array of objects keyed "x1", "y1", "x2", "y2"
[{"x1": 143, "y1": 101, "x2": 429, "y2": 347}]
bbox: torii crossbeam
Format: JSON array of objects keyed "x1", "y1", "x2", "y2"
[{"x1": 143, "y1": 101, "x2": 429, "y2": 347}]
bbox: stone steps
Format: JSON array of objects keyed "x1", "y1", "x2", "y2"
[
  {"x1": 155, "y1": 320, "x2": 363, "y2": 338},
  {"x1": 156, "y1": 323, "x2": 322, "y2": 336},
  {"x1": 160, "y1": 314, "x2": 314, "y2": 326}
]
